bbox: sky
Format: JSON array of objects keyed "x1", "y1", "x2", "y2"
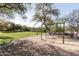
[
  {"x1": 55, "y1": 3, "x2": 79, "y2": 17},
  {"x1": 11, "y1": 3, "x2": 79, "y2": 27}
]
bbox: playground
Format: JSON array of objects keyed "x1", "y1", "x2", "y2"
[
  {"x1": 0, "y1": 3, "x2": 79, "y2": 56},
  {"x1": 0, "y1": 19, "x2": 79, "y2": 56}
]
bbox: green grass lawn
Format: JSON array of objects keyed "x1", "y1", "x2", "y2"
[{"x1": 0, "y1": 32, "x2": 40, "y2": 46}]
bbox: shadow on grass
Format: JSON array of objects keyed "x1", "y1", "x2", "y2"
[
  {"x1": 0, "y1": 36, "x2": 14, "y2": 40},
  {"x1": 0, "y1": 36, "x2": 14, "y2": 46}
]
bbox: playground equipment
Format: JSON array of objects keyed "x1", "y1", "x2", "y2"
[{"x1": 41, "y1": 22, "x2": 65, "y2": 44}]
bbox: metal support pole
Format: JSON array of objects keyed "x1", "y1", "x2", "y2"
[
  {"x1": 41, "y1": 24, "x2": 42, "y2": 40},
  {"x1": 56, "y1": 23, "x2": 57, "y2": 32},
  {"x1": 63, "y1": 23, "x2": 65, "y2": 44}
]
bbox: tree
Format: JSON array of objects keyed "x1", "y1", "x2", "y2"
[
  {"x1": 22, "y1": 25, "x2": 31, "y2": 31},
  {"x1": 0, "y1": 3, "x2": 30, "y2": 32},
  {"x1": 33, "y1": 3, "x2": 59, "y2": 35},
  {"x1": 64, "y1": 9, "x2": 79, "y2": 39},
  {"x1": 6, "y1": 22, "x2": 16, "y2": 31},
  {"x1": 0, "y1": 20, "x2": 6, "y2": 31},
  {"x1": 15, "y1": 24, "x2": 22, "y2": 31},
  {"x1": 0, "y1": 3, "x2": 30, "y2": 19}
]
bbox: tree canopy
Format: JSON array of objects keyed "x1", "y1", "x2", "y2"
[
  {"x1": 0, "y1": 3, "x2": 30, "y2": 19},
  {"x1": 63, "y1": 9, "x2": 79, "y2": 38},
  {"x1": 33, "y1": 3, "x2": 60, "y2": 35}
]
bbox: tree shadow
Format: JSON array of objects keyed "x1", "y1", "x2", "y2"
[
  {"x1": 49, "y1": 40, "x2": 79, "y2": 47},
  {"x1": 46, "y1": 44, "x2": 79, "y2": 56},
  {"x1": 0, "y1": 36, "x2": 14, "y2": 40},
  {"x1": 0, "y1": 39, "x2": 79, "y2": 56},
  {"x1": 0, "y1": 36, "x2": 14, "y2": 46}
]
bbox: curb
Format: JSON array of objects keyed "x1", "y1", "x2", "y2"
[{"x1": 0, "y1": 39, "x2": 16, "y2": 48}]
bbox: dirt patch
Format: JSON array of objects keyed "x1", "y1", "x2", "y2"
[{"x1": 0, "y1": 35, "x2": 79, "y2": 56}]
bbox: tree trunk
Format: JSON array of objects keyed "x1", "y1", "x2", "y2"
[
  {"x1": 76, "y1": 30, "x2": 79, "y2": 39},
  {"x1": 70, "y1": 32, "x2": 74, "y2": 38},
  {"x1": 43, "y1": 23, "x2": 52, "y2": 36}
]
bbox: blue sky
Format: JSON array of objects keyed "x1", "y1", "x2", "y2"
[
  {"x1": 11, "y1": 3, "x2": 79, "y2": 27},
  {"x1": 55, "y1": 3, "x2": 79, "y2": 17}
]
